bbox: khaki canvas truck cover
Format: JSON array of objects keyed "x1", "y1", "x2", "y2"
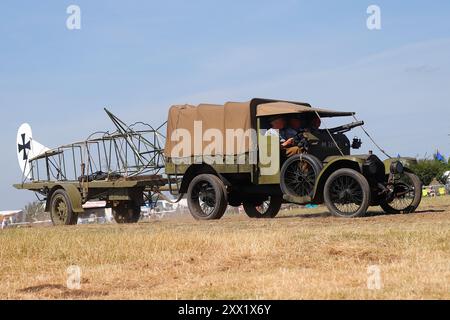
[
  {"x1": 164, "y1": 100, "x2": 354, "y2": 159},
  {"x1": 164, "y1": 101, "x2": 254, "y2": 158}
]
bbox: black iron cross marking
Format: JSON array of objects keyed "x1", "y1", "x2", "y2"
[{"x1": 18, "y1": 134, "x2": 31, "y2": 161}]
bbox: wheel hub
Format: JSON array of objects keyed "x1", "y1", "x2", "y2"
[
  {"x1": 198, "y1": 187, "x2": 216, "y2": 208},
  {"x1": 55, "y1": 198, "x2": 67, "y2": 221}
]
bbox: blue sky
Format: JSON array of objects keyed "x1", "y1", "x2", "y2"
[{"x1": 1, "y1": 0, "x2": 449, "y2": 209}]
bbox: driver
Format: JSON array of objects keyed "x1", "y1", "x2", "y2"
[
  {"x1": 265, "y1": 116, "x2": 301, "y2": 157},
  {"x1": 285, "y1": 116, "x2": 312, "y2": 153},
  {"x1": 285, "y1": 116, "x2": 305, "y2": 139}
]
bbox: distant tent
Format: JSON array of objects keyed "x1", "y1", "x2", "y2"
[{"x1": 430, "y1": 178, "x2": 440, "y2": 186}]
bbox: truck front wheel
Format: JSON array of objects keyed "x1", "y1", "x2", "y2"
[
  {"x1": 380, "y1": 172, "x2": 422, "y2": 214},
  {"x1": 324, "y1": 168, "x2": 371, "y2": 218},
  {"x1": 187, "y1": 174, "x2": 228, "y2": 220}
]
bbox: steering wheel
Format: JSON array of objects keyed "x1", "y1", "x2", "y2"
[{"x1": 292, "y1": 130, "x2": 310, "y2": 150}]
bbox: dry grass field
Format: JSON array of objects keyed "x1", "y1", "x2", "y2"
[{"x1": 0, "y1": 196, "x2": 449, "y2": 300}]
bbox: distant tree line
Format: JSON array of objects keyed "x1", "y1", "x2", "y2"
[
  {"x1": 22, "y1": 201, "x2": 49, "y2": 222},
  {"x1": 410, "y1": 158, "x2": 450, "y2": 186}
]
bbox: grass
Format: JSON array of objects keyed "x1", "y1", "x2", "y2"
[{"x1": 0, "y1": 196, "x2": 449, "y2": 300}]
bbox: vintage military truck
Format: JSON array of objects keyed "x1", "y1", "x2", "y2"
[
  {"x1": 14, "y1": 98, "x2": 422, "y2": 225},
  {"x1": 165, "y1": 98, "x2": 422, "y2": 219}
]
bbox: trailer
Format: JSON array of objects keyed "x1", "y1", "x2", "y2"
[{"x1": 14, "y1": 109, "x2": 170, "y2": 225}]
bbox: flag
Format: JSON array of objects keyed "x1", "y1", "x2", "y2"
[{"x1": 435, "y1": 151, "x2": 445, "y2": 162}]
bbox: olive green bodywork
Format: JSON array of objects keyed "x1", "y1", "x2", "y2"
[
  {"x1": 383, "y1": 157, "x2": 418, "y2": 174},
  {"x1": 164, "y1": 98, "x2": 418, "y2": 207}
]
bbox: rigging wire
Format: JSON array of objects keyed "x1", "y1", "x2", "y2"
[
  {"x1": 352, "y1": 114, "x2": 392, "y2": 159},
  {"x1": 314, "y1": 111, "x2": 345, "y2": 156}
]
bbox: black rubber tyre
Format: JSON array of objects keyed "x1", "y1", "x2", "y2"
[
  {"x1": 243, "y1": 196, "x2": 283, "y2": 219},
  {"x1": 50, "y1": 189, "x2": 78, "y2": 226},
  {"x1": 380, "y1": 172, "x2": 422, "y2": 214},
  {"x1": 187, "y1": 174, "x2": 228, "y2": 220},
  {"x1": 112, "y1": 201, "x2": 141, "y2": 224},
  {"x1": 324, "y1": 168, "x2": 371, "y2": 218},
  {"x1": 280, "y1": 154, "x2": 323, "y2": 198}
]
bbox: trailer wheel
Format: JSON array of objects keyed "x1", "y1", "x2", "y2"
[
  {"x1": 187, "y1": 174, "x2": 227, "y2": 220},
  {"x1": 380, "y1": 172, "x2": 422, "y2": 214},
  {"x1": 50, "y1": 189, "x2": 78, "y2": 226},
  {"x1": 324, "y1": 168, "x2": 371, "y2": 218},
  {"x1": 243, "y1": 196, "x2": 283, "y2": 219},
  {"x1": 112, "y1": 201, "x2": 141, "y2": 224}
]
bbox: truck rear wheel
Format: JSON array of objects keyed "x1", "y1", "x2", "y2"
[
  {"x1": 324, "y1": 168, "x2": 371, "y2": 218},
  {"x1": 281, "y1": 154, "x2": 323, "y2": 198},
  {"x1": 243, "y1": 196, "x2": 283, "y2": 219},
  {"x1": 112, "y1": 201, "x2": 141, "y2": 224},
  {"x1": 50, "y1": 189, "x2": 78, "y2": 226},
  {"x1": 187, "y1": 174, "x2": 227, "y2": 220}
]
